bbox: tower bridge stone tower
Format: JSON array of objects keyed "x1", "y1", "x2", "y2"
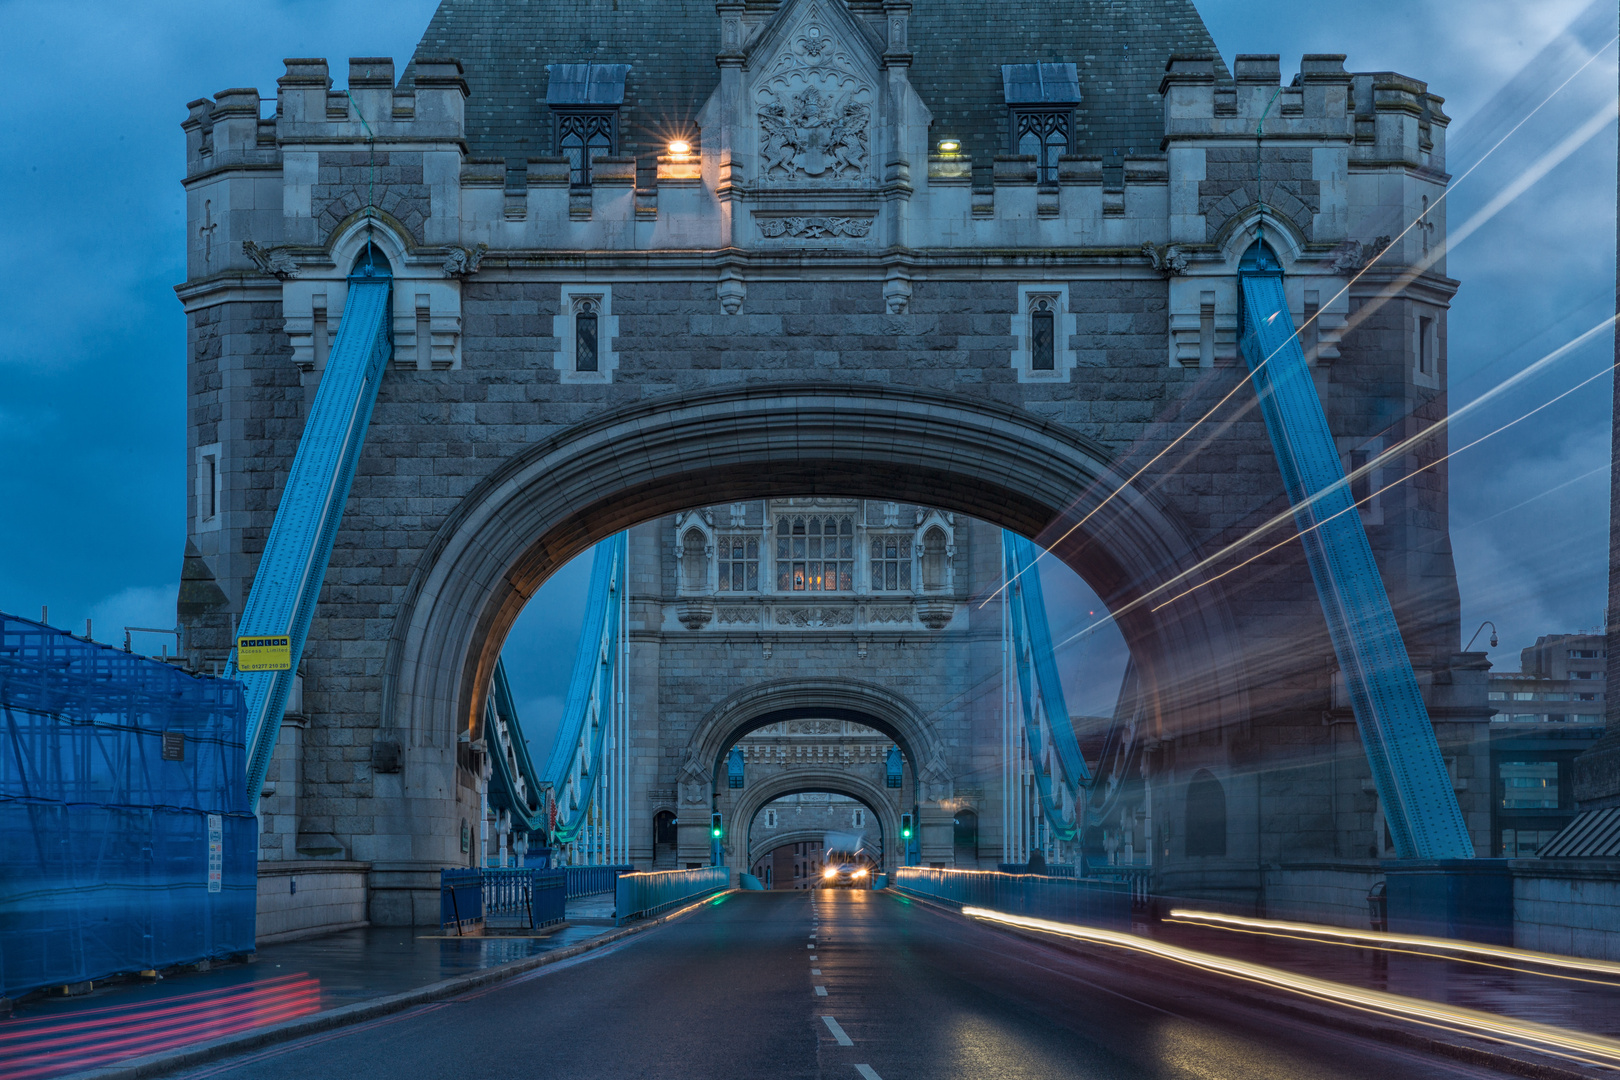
[{"x1": 178, "y1": 0, "x2": 1491, "y2": 924}]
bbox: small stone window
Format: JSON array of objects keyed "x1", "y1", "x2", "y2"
[
  {"x1": 1013, "y1": 285, "x2": 1073, "y2": 382},
  {"x1": 681, "y1": 528, "x2": 708, "y2": 591},
  {"x1": 853, "y1": 808, "x2": 865, "y2": 828},
  {"x1": 869, "y1": 533, "x2": 912, "y2": 591},
  {"x1": 1030, "y1": 297, "x2": 1056, "y2": 371},
  {"x1": 195, "y1": 442, "x2": 222, "y2": 532},
  {"x1": 920, "y1": 527, "x2": 949, "y2": 590},
  {"x1": 574, "y1": 297, "x2": 599, "y2": 372},
  {"x1": 717, "y1": 534, "x2": 759, "y2": 592},
  {"x1": 776, "y1": 514, "x2": 854, "y2": 592},
  {"x1": 765, "y1": 809, "x2": 778, "y2": 829}
]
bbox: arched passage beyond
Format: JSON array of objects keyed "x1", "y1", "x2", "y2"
[
  {"x1": 382, "y1": 383, "x2": 1250, "y2": 755},
  {"x1": 729, "y1": 773, "x2": 900, "y2": 871}
]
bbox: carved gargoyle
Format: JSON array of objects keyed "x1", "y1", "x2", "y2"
[
  {"x1": 1140, "y1": 242, "x2": 1188, "y2": 277},
  {"x1": 1328, "y1": 235, "x2": 1391, "y2": 274},
  {"x1": 442, "y1": 243, "x2": 489, "y2": 278},
  {"x1": 242, "y1": 240, "x2": 299, "y2": 280}
]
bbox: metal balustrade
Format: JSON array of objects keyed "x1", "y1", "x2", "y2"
[
  {"x1": 895, "y1": 867, "x2": 1130, "y2": 930},
  {"x1": 615, "y1": 866, "x2": 729, "y2": 925},
  {"x1": 439, "y1": 868, "x2": 569, "y2": 934},
  {"x1": 566, "y1": 864, "x2": 632, "y2": 899}
]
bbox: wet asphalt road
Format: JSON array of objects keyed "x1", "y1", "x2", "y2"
[{"x1": 173, "y1": 890, "x2": 1523, "y2": 1080}]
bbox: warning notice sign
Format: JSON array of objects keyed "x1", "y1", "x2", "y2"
[{"x1": 236, "y1": 635, "x2": 292, "y2": 671}]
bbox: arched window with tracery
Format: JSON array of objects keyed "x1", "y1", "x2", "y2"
[{"x1": 775, "y1": 513, "x2": 853, "y2": 591}]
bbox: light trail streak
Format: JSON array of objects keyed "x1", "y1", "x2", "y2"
[
  {"x1": 962, "y1": 907, "x2": 1620, "y2": 1069},
  {"x1": 1166, "y1": 909, "x2": 1620, "y2": 985},
  {"x1": 1146, "y1": 358, "x2": 1617, "y2": 615},
  {"x1": 978, "y1": 48, "x2": 1617, "y2": 612},
  {"x1": 1042, "y1": 316, "x2": 1617, "y2": 651}
]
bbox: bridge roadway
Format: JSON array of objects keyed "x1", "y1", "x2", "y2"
[{"x1": 177, "y1": 891, "x2": 1518, "y2": 1080}]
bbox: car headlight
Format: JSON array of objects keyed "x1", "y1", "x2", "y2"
[
  {"x1": 853, "y1": 868, "x2": 867, "y2": 878},
  {"x1": 822, "y1": 866, "x2": 837, "y2": 878}
]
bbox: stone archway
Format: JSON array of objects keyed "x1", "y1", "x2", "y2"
[
  {"x1": 382, "y1": 382, "x2": 1251, "y2": 757},
  {"x1": 728, "y1": 771, "x2": 901, "y2": 872}
]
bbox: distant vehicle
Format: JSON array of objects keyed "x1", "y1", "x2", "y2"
[{"x1": 821, "y1": 861, "x2": 870, "y2": 888}]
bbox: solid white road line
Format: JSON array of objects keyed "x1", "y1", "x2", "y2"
[
  {"x1": 822, "y1": 1015, "x2": 854, "y2": 1046},
  {"x1": 815, "y1": 985, "x2": 828, "y2": 996},
  {"x1": 855, "y1": 1067, "x2": 882, "y2": 1080}
]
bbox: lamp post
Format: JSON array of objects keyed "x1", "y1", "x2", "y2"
[{"x1": 1464, "y1": 621, "x2": 1499, "y2": 652}]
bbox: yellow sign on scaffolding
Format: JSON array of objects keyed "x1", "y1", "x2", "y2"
[{"x1": 236, "y1": 635, "x2": 292, "y2": 672}]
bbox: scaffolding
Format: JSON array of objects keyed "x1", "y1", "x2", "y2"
[{"x1": 0, "y1": 612, "x2": 255, "y2": 998}]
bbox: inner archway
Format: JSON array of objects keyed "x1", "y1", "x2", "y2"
[{"x1": 383, "y1": 383, "x2": 1250, "y2": 758}]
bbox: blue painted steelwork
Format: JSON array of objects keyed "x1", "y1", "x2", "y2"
[
  {"x1": 565, "y1": 864, "x2": 632, "y2": 899},
  {"x1": 615, "y1": 866, "x2": 728, "y2": 925},
  {"x1": 542, "y1": 534, "x2": 627, "y2": 847},
  {"x1": 1238, "y1": 245, "x2": 1472, "y2": 859},
  {"x1": 439, "y1": 868, "x2": 483, "y2": 933},
  {"x1": 484, "y1": 659, "x2": 547, "y2": 835},
  {"x1": 438, "y1": 867, "x2": 567, "y2": 932},
  {"x1": 894, "y1": 866, "x2": 1129, "y2": 929},
  {"x1": 1001, "y1": 532, "x2": 1092, "y2": 843},
  {"x1": 229, "y1": 263, "x2": 393, "y2": 808}
]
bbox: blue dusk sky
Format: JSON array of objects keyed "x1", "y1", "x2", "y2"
[{"x1": 0, "y1": 1, "x2": 1613, "y2": 754}]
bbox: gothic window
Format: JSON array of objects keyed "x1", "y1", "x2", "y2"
[
  {"x1": 654, "y1": 810, "x2": 677, "y2": 848},
  {"x1": 853, "y1": 808, "x2": 865, "y2": 828},
  {"x1": 1001, "y1": 63, "x2": 1080, "y2": 184},
  {"x1": 573, "y1": 297, "x2": 599, "y2": 372},
  {"x1": 546, "y1": 63, "x2": 630, "y2": 186},
  {"x1": 765, "y1": 808, "x2": 778, "y2": 829},
  {"x1": 681, "y1": 528, "x2": 708, "y2": 591},
  {"x1": 1012, "y1": 110, "x2": 1070, "y2": 182},
  {"x1": 869, "y1": 533, "x2": 912, "y2": 591},
  {"x1": 717, "y1": 535, "x2": 759, "y2": 592},
  {"x1": 1029, "y1": 295, "x2": 1056, "y2": 371},
  {"x1": 775, "y1": 514, "x2": 854, "y2": 592},
  {"x1": 885, "y1": 746, "x2": 904, "y2": 789},
  {"x1": 1184, "y1": 769, "x2": 1227, "y2": 856},
  {"x1": 920, "y1": 527, "x2": 948, "y2": 590},
  {"x1": 557, "y1": 112, "x2": 616, "y2": 185}
]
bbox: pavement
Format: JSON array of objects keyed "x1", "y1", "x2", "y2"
[
  {"x1": 0, "y1": 896, "x2": 616, "y2": 1080},
  {"x1": 138, "y1": 890, "x2": 1570, "y2": 1080}
]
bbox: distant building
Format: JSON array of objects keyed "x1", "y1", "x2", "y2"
[{"x1": 1488, "y1": 633, "x2": 1607, "y2": 856}]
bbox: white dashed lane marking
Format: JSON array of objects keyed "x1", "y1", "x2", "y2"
[
  {"x1": 811, "y1": 968, "x2": 821, "y2": 975},
  {"x1": 815, "y1": 985, "x2": 828, "y2": 996},
  {"x1": 855, "y1": 1067, "x2": 882, "y2": 1080},
  {"x1": 821, "y1": 1016, "x2": 853, "y2": 1046},
  {"x1": 808, "y1": 944, "x2": 816, "y2": 949}
]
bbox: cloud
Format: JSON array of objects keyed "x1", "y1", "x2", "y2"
[{"x1": 85, "y1": 583, "x2": 181, "y2": 652}]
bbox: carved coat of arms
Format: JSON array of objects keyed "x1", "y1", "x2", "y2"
[{"x1": 758, "y1": 84, "x2": 870, "y2": 181}]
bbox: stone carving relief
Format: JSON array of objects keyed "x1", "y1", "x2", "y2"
[
  {"x1": 442, "y1": 243, "x2": 488, "y2": 278},
  {"x1": 868, "y1": 606, "x2": 912, "y2": 624},
  {"x1": 758, "y1": 216, "x2": 872, "y2": 239},
  {"x1": 777, "y1": 607, "x2": 855, "y2": 628},
  {"x1": 716, "y1": 606, "x2": 759, "y2": 625},
  {"x1": 754, "y1": 6, "x2": 874, "y2": 184},
  {"x1": 1141, "y1": 242, "x2": 1188, "y2": 277},
  {"x1": 788, "y1": 719, "x2": 843, "y2": 735},
  {"x1": 1328, "y1": 235, "x2": 1391, "y2": 274},
  {"x1": 242, "y1": 240, "x2": 299, "y2": 280}
]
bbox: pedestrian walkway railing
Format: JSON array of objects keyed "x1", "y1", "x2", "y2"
[
  {"x1": 440, "y1": 868, "x2": 570, "y2": 934},
  {"x1": 1082, "y1": 867, "x2": 1152, "y2": 915},
  {"x1": 567, "y1": 864, "x2": 633, "y2": 899},
  {"x1": 998, "y1": 863, "x2": 1077, "y2": 878},
  {"x1": 615, "y1": 866, "x2": 728, "y2": 925},
  {"x1": 895, "y1": 867, "x2": 1130, "y2": 929}
]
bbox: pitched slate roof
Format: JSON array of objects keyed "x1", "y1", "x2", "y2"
[{"x1": 406, "y1": 0, "x2": 1228, "y2": 172}]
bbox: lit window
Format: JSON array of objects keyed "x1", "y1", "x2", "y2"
[
  {"x1": 869, "y1": 533, "x2": 912, "y2": 591},
  {"x1": 1499, "y1": 760, "x2": 1559, "y2": 809},
  {"x1": 776, "y1": 514, "x2": 854, "y2": 592},
  {"x1": 1487, "y1": 692, "x2": 1505, "y2": 701},
  {"x1": 717, "y1": 535, "x2": 759, "y2": 592}
]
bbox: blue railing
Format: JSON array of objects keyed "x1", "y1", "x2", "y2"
[
  {"x1": 615, "y1": 866, "x2": 729, "y2": 925},
  {"x1": 895, "y1": 867, "x2": 1130, "y2": 929},
  {"x1": 567, "y1": 864, "x2": 633, "y2": 899},
  {"x1": 440, "y1": 868, "x2": 483, "y2": 934},
  {"x1": 997, "y1": 862, "x2": 1077, "y2": 878},
  {"x1": 440, "y1": 868, "x2": 570, "y2": 933}
]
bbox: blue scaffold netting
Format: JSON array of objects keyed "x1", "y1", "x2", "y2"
[{"x1": 0, "y1": 612, "x2": 256, "y2": 998}]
